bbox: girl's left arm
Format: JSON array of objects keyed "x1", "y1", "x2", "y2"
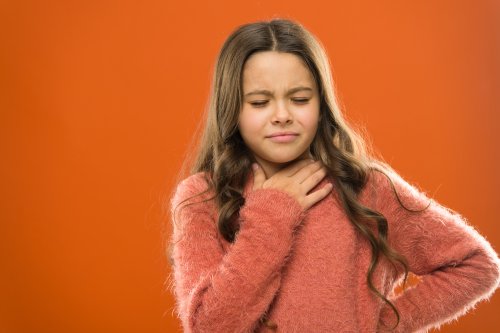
[{"x1": 370, "y1": 169, "x2": 500, "y2": 333}]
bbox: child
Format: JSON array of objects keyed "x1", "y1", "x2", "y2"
[{"x1": 167, "y1": 18, "x2": 500, "y2": 332}]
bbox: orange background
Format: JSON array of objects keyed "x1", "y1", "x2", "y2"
[{"x1": 1, "y1": 1, "x2": 499, "y2": 332}]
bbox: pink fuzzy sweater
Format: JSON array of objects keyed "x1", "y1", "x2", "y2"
[{"x1": 169, "y1": 167, "x2": 500, "y2": 332}]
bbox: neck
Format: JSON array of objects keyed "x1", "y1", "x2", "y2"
[{"x1": 253, "y1": 151, "x2": 313, "y2": 179}]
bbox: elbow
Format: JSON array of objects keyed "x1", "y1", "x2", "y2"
[
  {"x1": 487, "y1": 253, "x2": 500, "y2": 293},
  {"x1": 474, "y1": 248, "x2": 500, "y2": 300}
]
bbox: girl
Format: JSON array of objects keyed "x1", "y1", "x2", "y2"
[{"x1": 167, "y1": 18, "x2": 500, "y2": 332}]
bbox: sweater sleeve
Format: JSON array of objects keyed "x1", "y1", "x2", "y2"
[
  {"x1": 169, "y1": 173, "x2": 307, "y2": 333},
  {"x1": 370, "y1": 168, "x2": 500, "y2": 333}
]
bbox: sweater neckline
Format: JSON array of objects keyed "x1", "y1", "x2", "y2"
[{"x1": 242, "y1": 169, "x2": 334, "y2": 199}]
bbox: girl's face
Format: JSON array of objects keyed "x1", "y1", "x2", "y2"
[{"x1": 238, "y1": 51, "x2": 320, "y2": 177}]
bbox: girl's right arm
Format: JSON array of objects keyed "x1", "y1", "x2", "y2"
[{"x1": 170, "y1": 173, "x2": 306, "y2": 333}]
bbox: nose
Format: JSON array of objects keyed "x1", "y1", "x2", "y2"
[{"x1": 271, "y1": 101, "x2": 293, "y2": 125}]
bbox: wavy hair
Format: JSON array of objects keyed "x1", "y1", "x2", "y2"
[{"x1": 166, "y1": 18, "x2": 431, "y2": 331}]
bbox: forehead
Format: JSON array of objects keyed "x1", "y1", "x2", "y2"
[{"x1": 241, "y1": 51, "x2": 315, "y2": 90}]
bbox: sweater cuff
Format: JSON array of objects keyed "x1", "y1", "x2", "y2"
[{"x1": 239, "y1": 188, "x2": 307, "y2": 231}]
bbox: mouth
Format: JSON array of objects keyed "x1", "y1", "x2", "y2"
[
  {"x1": 267, "y1": 134, "x2": 299, "y2": 143},
  {"x1": 266, "y1": 131, "x2": 299, "y2": 138}
]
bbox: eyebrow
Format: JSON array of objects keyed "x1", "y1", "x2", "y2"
[{"x1": 244, "y1": 86, "x2": 313, "y2": 98}]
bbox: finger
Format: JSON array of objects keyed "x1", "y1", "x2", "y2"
[
  {"x1": 279, "y1": 158, "x2": 315, "y2": 177},
  {"x1": 293, "y1": 160, "x2": 323, "y2": 184},
  {"x1": 300, "y1": 166, "x2": 328, "y2": 191},
  {"x1": 251, "y1": 163, "x2": 266, "y2": 190},
  {"x1": 303, "y1": 182, "x2": 333, "y2": 210}
]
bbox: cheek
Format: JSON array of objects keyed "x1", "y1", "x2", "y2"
[
  {"x1": 297, "y1": 106, "x2": 320, "y2": 132},
  {"x1": 238, "y1": 109, "x2": 266, "y2": 135}
]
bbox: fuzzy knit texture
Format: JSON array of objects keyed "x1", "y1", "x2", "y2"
[{"x1": 169, "y1": 167, "x2": 500, "y2": 333}]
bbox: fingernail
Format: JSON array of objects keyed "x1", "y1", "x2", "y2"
[{"x1": 252, "y1": 163, "x2": 258, "y2": 170}]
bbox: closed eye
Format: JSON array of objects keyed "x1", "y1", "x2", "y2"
[
  {"x1": 293, "y1": 98, "x2": 310, "y2": 104},
  {"x1": 249, "y1": 99, "x2": 310, "y2": 108},
  {"x1": 250, "y1": 101, "x2": 268, "y2": 108}
]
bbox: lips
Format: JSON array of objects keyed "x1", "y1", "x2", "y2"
[
  {"x1": 266, "y1": 132, "x2": 299, "y2": 143},
  {"x1": 266, "y1": 131, "x2": 299, "y2": 138}
]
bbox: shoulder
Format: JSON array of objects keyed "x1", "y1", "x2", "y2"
[
  {"x1": 173, "y1": 172, "x2": 211, "y2": 198},
  {"x1": 363, "y1": 161, "x2": 431, "y2": 212},
  {"x1": 171, "y1": 172, "x2": 216, "y2": 214},
  {"x1": 170, "y1": 172, "x2": 219, "y2": 243}
]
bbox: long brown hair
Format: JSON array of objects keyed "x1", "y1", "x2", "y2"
[{"x1": 167, "y1": 18, "x2": 431, "y2": 331}]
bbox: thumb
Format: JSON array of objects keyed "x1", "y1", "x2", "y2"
[{"x1": 251, "y1": 163, "x2": 266, "y2": 190}]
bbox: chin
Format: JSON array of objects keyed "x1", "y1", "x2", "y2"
[{"x1": 267, "y1": 155, "x2": 304, "y2": 164}]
